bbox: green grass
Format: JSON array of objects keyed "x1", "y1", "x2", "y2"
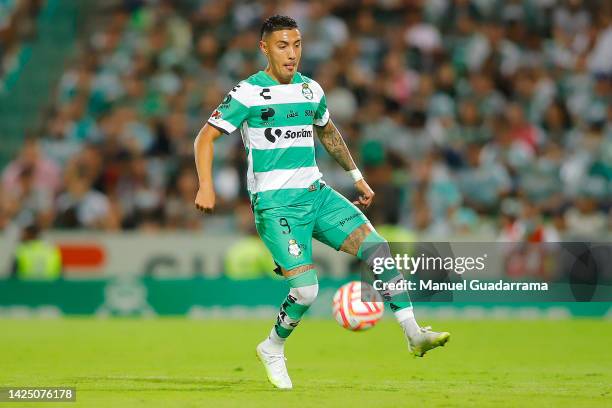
[{"x1": 0, "y1": 318, "x2": 611, "y2": 407}]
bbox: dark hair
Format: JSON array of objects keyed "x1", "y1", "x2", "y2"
[
  {"x1": 260, "y1": 15, "x2": 298, "y2": 39},
  {"x1": 19, "y1": 165, "x2": 35, "y2": 179},
  {"x1": 23, "y1": 223, "x2": 40, "y2": 240}
]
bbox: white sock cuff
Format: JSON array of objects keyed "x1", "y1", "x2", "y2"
[
  {"x1": 393, "y1": 307, "x2": 415, "y2": 323},
  {"x1": 269, "y1": 327, "x2": 286, "y2": 344}
]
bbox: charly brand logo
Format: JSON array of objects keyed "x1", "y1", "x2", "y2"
[
  {"x1": 302, "y1": 83, "x2": 313, "y2": 100},
  {"x1": 264, "y1": 127, "x2": 313, "y2": 143},
  {"x1": 221, "y1": 94, "x2": 232, "y2": 105},
  {"x1": 260, "y1": 88, "x2": 271, "y2": 100}
]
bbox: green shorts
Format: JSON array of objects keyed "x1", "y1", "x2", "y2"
[{"x1": 254, "y1": 182, "x2": 369, "y2": 272}]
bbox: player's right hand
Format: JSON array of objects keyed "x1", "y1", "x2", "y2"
[
  {"x1": 353, "y1": 178, "x2": 375, "y2": 209},
  {"x1": 195, "y1": 184, "x2": 215, "y2": 213}
]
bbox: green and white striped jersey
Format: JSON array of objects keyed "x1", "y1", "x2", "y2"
[{"x1": 207, "y1": 70, "x2": 329, "y2": 210}]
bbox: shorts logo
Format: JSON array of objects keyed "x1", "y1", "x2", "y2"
[
  {"x1": 339, "y1": 213, "x2": 360, "y2": 227},
  {"x1": 302, "y1": 83, "x2": 313, "y2": 100},
  {"x1": 288, "y1": 239, "x2": 302, "y2": 257}
]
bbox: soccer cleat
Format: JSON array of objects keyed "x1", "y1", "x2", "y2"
[
  {"x1": 406, "y1": 326, "x2": 450, "y2": 357},
  {"x1": 256, "y1": 342, "x2": 293, "y2": 389}
]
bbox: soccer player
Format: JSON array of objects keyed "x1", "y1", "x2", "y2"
[{"x1": 194, "y1": 15, "x2": 450, "y2": 389}]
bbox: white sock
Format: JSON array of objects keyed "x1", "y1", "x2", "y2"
[
  {"x1": 262, "y1": 327, "x2": 285, "y2": 354},
  {"x1": 394, "y1": 307, "x2": 420, "y2": 337}
]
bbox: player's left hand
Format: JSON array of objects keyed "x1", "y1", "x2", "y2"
[{"x1": 353, "y1": 179, "x2": 375, "y2": 209}]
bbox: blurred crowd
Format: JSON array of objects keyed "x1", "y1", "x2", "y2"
[
  {"x1": 1, "y1": 0, "x2": 611, "y2": 240},
  {"x1": 0, "y1": 0, "x2": 42, "y2": 93}
]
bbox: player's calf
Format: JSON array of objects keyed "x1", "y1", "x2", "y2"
[
  {"x1": 356, "y1": 230, "x2": 450, "y2": 356},
  {"x1": 257, "y1": 267, "x2": 318, "y2": 389}
]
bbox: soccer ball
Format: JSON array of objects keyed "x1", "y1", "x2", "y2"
[{"x1": 332, "y1": 281, "x2": 384, "y2": 331}]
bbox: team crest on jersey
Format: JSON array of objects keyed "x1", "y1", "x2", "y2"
[
  {"x1": 288, "y1": 239, "x2": 302, "y2": 257},
  {"x1": 301, "y1": 83, "x2": 313, "y2": 100}
]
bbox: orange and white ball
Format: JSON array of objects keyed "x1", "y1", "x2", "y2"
[{"x1": 332, "y1": 281, "x2": 384, "y2": 331}]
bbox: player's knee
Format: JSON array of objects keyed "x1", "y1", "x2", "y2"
[
  {"x1": 357, "y1": 230, "x2": 392, "y2": 263},
  {"x1": 376, "y1": 239, "x2": 391, "y2": 255},
  {"x1": 290, "y1": 284, "x2": 319, "y2": 306},
  {"x1": 364, "y1": 239, "x2": 392, "y2": 268}
]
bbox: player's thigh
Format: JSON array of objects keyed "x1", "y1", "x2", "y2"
[
  {"x1": 254, "y1": 205, "x2": 314, "y2": 271},
  {"x1": 312, "y1": 186, "x2": 370, "y2": 251}
]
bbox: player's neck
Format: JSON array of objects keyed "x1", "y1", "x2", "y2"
[{"x1": 264, "y1": 67, "x2": 293, "y2": 85}]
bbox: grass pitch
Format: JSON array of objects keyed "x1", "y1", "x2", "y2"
[{"x1": 0, "y1": 318, "x2": 610, "y2": 407}]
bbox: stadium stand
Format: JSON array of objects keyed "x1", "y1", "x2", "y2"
[{"x1": 1, "y1": 0, "x2": 610, "y2": 239}]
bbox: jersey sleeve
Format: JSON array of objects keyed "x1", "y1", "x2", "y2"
[
  {"x1": 314, "y1": 89, "x2": 330, "y2": 127},
  {"x1": 207, "y1": 82, "x2": 250, "y2": 134}
]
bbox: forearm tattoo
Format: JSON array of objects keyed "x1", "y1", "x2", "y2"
[{"x1": 315, "y1": 119, "x2": 357, "y2": 171}]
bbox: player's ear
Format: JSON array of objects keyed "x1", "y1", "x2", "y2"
[{"x1": 259, "y1": 39, "x2": 268, "y2": 56}]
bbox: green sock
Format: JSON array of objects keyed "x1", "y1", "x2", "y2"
[
  {"x1": 272, "y1": 269, "x2": 318, "y2": 340},
  {"x1": 357, "y1": 230, "x2": 412, "y2": 312}
]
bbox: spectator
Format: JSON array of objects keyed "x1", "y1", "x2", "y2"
[
  {"x1": 2, "y1": 138, "x2": 61, "y2": 194},
  {"x1": 11, "y1": 223, "x2": 62, "y2": 280},
  {"x1": 1, "y1": 165, "x2": 54, "y2": 229},
  {"x1": 457, "y1": 143, "x2": 511, "y2": 213},
  {"x1": 165, "y1": 166, "x2": 202, "y2": 230},
  {"x1": 54, "y1": 170, "x2": 118, "y2": 230},
  {"x1": 565, "y1": 181, "x2": 608, "y2": 237}
]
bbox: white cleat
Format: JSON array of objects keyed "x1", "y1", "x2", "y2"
[
  {"x1": 256, "y1": 342, "x2": 293, "y2": 389},
  {"x1": 406, "y1": 326, "x2": 450, "y2": 357}
]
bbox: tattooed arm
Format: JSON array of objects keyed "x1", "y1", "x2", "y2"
[
  {"x1": 315, "y1": 119, "x2": 357, "y2": 171},
  {"x1": 315, "y1": 119, "x2": 375, "y2": 208}
]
